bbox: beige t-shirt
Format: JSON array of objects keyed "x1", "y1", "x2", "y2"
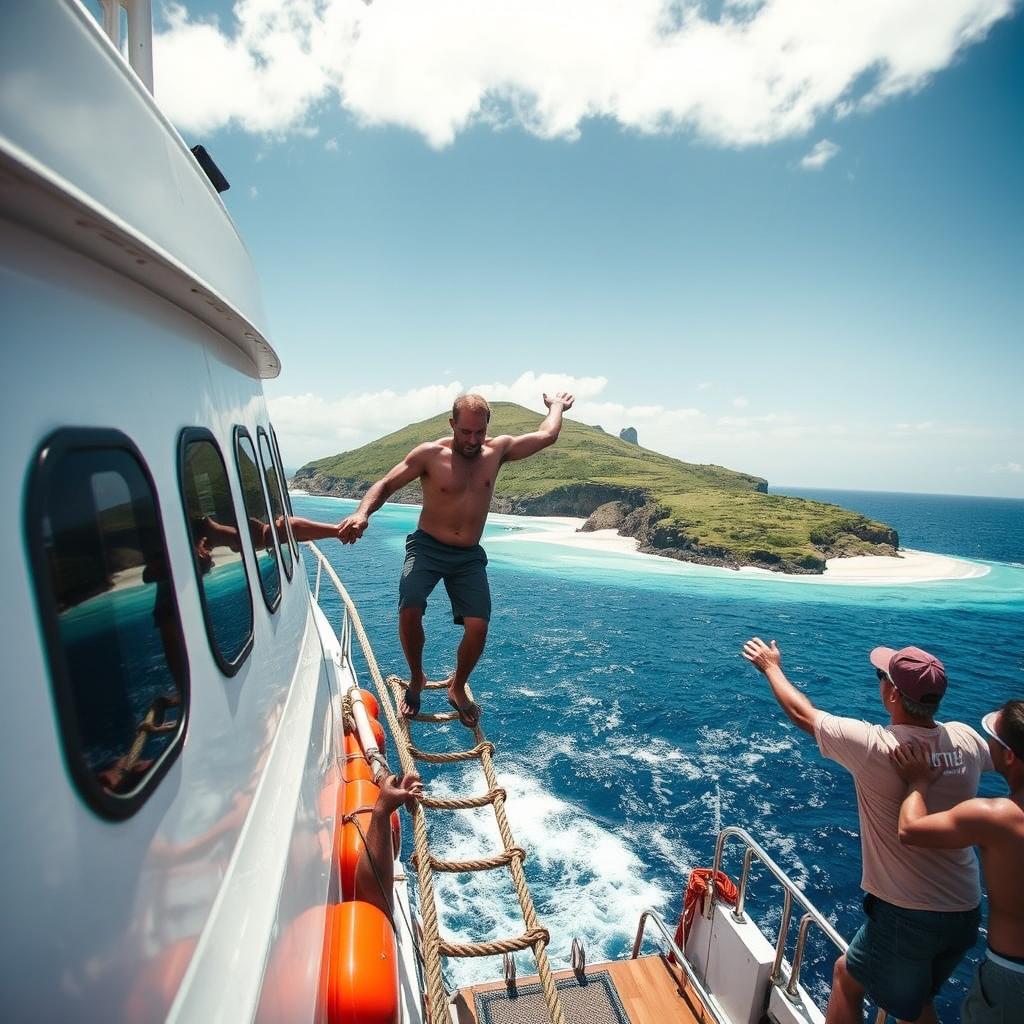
[{"x1": 814, "y1": 712, "x2": 992, "y2": 912}]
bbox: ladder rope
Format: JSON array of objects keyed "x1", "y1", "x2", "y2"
[{"x1": 306, "y1": 542, "x2": 566, "y2": 1024}]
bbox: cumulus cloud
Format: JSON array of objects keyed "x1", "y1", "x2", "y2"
[
  {"x1": 268, "y1": 370, "x2": 820, "y2": 469},
  {"x1": 154, "y1": 0, "x2": 1017, "y2": 148},
  {"x1": 800, "y1": 139, "x2": 840, "y2": 170},
  {"x1": 732, "y1": 396, "x2": 750, "y2": 408}
]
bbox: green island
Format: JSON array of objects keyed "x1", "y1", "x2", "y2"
[{"x1": 291, "y1": 402, "x2": 899, "y2": 574}]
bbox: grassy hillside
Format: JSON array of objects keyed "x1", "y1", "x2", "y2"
[
  {"x1": 298, "y1": 402, "x2": 767, "y2": 497},
  {"x1": 293, "y1": 402, "x2": 898, "y2": 573}
]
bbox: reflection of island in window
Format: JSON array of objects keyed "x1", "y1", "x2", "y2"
[
  {"x1": 182, "y1": 439, "x2": 253, "y2": 665},
  {"x1": 43, "y1": 449, "x2": 186, "y2": 797}
]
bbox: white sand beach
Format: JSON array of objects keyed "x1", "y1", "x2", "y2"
[{"x1": 486, "y1": 513, "x2": 990, "y2": 584}]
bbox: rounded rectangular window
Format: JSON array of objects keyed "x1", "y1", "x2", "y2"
[
  {"x1": 234, "y1": 428, "x2": 281, "y2": 610},
  {"x1": 268, "y1": 424, "x2": 299, "y2": 561},
  {"x1": 179, "y1": 430, "x2": 255, "y2": 673},
  {"x1": 266, "y1": 423, "x2": 299, "y2": 561},
  {"x1": 258, "y1": 427, "x2": 294, "y2": 580},
  {"x1": 26, "y1": 429, "x2": 188, "y2": 819}
]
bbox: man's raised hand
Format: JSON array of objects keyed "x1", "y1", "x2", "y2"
[
  {"x1": 742, "y1": 637, "x2": 783, "y2": 673},
  {"x1": 543, "y1": 391, "x2": 574, "y2": 411},
  {"x1": 378, "y1": 772, "x2": 424, "y2": 814}
]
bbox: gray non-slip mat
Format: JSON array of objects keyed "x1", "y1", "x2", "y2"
[{"x1": 474, "y1": 970, "x2": 630, "y2": 1024}]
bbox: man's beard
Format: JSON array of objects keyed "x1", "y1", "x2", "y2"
[{"x1": 458, "y1": 444, "x2": 482, "y2": 459}]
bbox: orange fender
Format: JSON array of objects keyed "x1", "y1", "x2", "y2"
[
  {"x1": 339, "y1": 780, "x2": 379, "y2": 898},
  {"x1": 324, "y1": 902, "x2": 398, "y2": 1024},
  {"x1": 369, "y1": 716, "x2": 386, "y2": 750},
  {"x1": 357, "y1": 688, "x2": 380, "y2": 719}
]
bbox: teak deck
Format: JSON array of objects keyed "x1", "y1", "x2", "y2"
[{"x1": 452, "y1": 954, "x2": 710, "y2": 1024}]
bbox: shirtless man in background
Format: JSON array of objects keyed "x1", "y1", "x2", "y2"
[
  {"x1": 339, "y1": 391, "x2": 575, "y2": 726},
  {"x1": 891, "y1": 699, "x2": 1024, "y2": 1024}
]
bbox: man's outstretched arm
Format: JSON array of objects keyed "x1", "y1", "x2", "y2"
[
  {"x1": 741, "y1": 637, "x2": 820, "y2": 735},
  {"x1": 502, "y1": 392, "x2": 575, "y2": 463},
  {"x1": 277, "y1": 516, "x2": 344, "y2": 543},
  {"x1": 338, "y1": 447, "x2": 426, "y2": 543},
  {"x1": 353, "y1": 773, "x2": 423, "y2": 917},
  {"x1": 890, "y1": 741, "x2": 1001, "y2": 849}
]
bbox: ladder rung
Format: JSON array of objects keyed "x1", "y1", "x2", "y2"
[
  {"x1": 414, "y1": 846, "x2": 526, "y2": 873},
  {"x1": 421, "y1": 788, "x2": 505, "y2": 810},
  {"x1": 439, "y1": 926, "x2": 550, "y2": 958}
]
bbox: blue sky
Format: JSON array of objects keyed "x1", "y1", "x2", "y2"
[{"x1": 136, "y1": 1, "x2": 1021, "y2": 496}]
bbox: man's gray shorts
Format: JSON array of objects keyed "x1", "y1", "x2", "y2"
[
  {"x1": 962, "y1": 950, "x2": 1024, "y2": 1024},
  {"x1": 398, "y1": 529, "x2": 491, "y2": 624}
]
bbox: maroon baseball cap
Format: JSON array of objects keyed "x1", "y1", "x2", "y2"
[{"x1": 870, "y1": 645, "x2": 947, "y2": 704}]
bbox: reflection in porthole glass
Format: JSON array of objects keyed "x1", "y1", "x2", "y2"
[
  {"x1": 28, "y1": 434, "x2": 188, "y2": 816},
  {"x1": 258, "y1": 429, "x2": 293, "y2": 580},
  {"x1": 181, "y1": 435, "x2": 254, "y2": 671},
  {"x1": 234, "y1": 430, "x2": 281, "y2": 610}
]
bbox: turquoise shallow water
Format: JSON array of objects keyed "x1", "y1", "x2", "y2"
[{"x1": 294, "y1": 491, "x2": 1024, "y2": 1020}]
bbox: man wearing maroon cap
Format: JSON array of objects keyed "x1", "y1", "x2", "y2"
[{"x1": 742, "y1": 637, "x2": 992, "y2": 1024}]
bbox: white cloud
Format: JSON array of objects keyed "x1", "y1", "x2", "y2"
[
  {"x1": 153, "y1": 1, "x2": 1016, "y2": 149},
  {"x1": 267, "y1": 371, "x2": 1021, "y2": 496},
  {"x1": 732, "y1": 396, "x2": 750, "y2": 408},
  {"x1": 698, "y1": 381, "x2": 713, "y2": 391},
  {"x1": 248, "y1": 185, "x2": 259, "y2": 199},
  {"x1": 324, "y1": 138, "x2": 339, "y2": 151},
  {"x1": 800, "y1": 138, "x2": 840, "y2": 170}
]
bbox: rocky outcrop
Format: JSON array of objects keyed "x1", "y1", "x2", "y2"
[
  {"x1": 811, "y1": 522, "x2": 899, "y2": 559},
  {"x1": 619, "y1": 427, "x2": 639, "y2": 446},
  {"x1": 579, "y1": 501, "x2": 899, "y2": 574}
]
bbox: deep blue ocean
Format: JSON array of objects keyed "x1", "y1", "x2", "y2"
[{"x1": 294, "y1": 489, "x2": 1024, "y2": 1022}]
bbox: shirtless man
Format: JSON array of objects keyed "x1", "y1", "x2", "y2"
[
  {"x1": 891, "y1": 699, "x2": 1024, "y2": 1024},
  {"x1": 338, "y1": 392, "x2": 575, "y2": 726}
]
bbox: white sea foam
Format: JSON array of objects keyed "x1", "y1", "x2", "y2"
[{"x1": 421, "y1": 768, "x2": 668, "y2": 987}]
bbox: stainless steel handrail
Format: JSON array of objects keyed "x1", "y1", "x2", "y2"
[
  {"x1": 710, "y1": 826, "x2": 848, "y2": 1004},
  {"x1": 631, "y1": 908, "x2": 728, "y2": 1024},
  {"x1": 309, "y1": 543, "x2": 352, "y2": 669}
]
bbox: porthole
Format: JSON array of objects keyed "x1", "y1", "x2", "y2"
[
  {"x1": 178, "y1": 429, "x2": 255, "y2": 673},
  {"x1": 233, "y1": 427, "x2": 281, "y2": 611},
  {"x1": 257, "y1": 428, "x2": 294, "y2": 581},
  {"x1": 25, "y1": 429, "x2": 188, "y2": 819}
]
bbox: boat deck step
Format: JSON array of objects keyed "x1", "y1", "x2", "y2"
[{"x1": 451, "y1": 953, "x2": 709, "y2": 1024}]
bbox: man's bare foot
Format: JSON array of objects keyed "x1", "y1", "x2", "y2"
[
  {"x1": 401, "y1": 674, "x2": 425, "y2": 718},
  {"x1": 445, "y1": 677, "x2": 481, "y2": 728}
]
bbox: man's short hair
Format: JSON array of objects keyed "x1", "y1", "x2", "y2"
[
  {"x1": 1001, "y1": 700, "x2": 1024, "y2": 757},
  {"x1": 899, "y1": 692, "x2": 940, "y2": 720},
  {"x1": 452, "y1": 393, "x2": 491, "y2": 423}
]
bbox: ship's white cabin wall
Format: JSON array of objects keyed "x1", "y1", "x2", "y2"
[{"x1": 0, "y1": 219, "x2": 335, "y2": 1021}]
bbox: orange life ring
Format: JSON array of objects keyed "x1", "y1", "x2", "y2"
[{"x1": 323, "y1": 901, "x2": 398, "y2": 1024}]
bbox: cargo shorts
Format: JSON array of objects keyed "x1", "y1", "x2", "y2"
[
  {"x1": 846, "y1": 893, "x2": 980, "y2": 1021},
  {"x1": 398, "y1": 529, "x2": 491, "y2": 624}
]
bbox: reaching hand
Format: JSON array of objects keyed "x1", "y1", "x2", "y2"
[
  {"x1": 543, "y1": 391, "x2": 575, "y2": 411},
  {"x1": 338, "y1": 514, "x2": 368, "y2": 544},
  {"x1": 378, "y1": 772, "x2": 424, "y2": 814},
  {"x1": 889, "y1": 741, "x2": 942, "y2": 786},
  {"x1": 742, "y1": 637, "x2": 782, "y2": 673}
]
